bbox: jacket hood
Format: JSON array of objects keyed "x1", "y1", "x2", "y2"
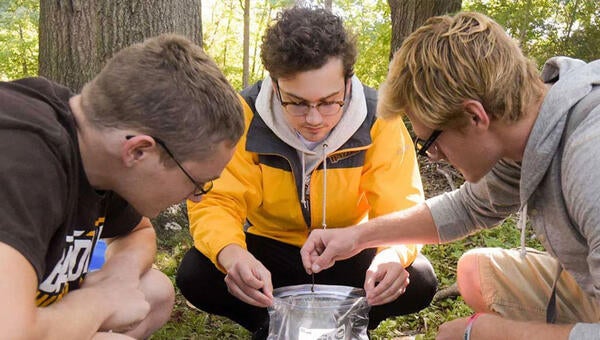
[{"x1": 521, "y1": 57, "x2": 600, "y2": 203}]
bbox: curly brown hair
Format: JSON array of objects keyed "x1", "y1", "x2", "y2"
[{"x1": 260, "y1": 6, "x2": 357, "y2": 80}]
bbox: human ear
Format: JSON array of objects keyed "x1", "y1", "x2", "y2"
[
  {"x1": 463, "y1": 100, "x2": 490, "y2": 129},
  {"x1": 122, "y1": 135, "x2": 155, "y2": 167}
]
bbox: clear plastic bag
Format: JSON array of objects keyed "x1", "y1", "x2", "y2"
[{"x1": 267, "y1": 284, "x2": 371, "y2": 340}]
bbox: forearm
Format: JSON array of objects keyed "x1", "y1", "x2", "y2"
[
  {"x1": 470, "y1": 314, "x2": 573, "y2": 340},
  {"x1": 33, "y1": 287, "x2": 114, "y2": 339},
  {"x1": 357, "y1": 203, "x2": 440, "y2": 249},
  {"x1": 103, "y1": 217, "x2": 156, "y2": 278}
]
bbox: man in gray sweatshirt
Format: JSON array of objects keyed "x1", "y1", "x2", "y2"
[{"x1": 300, "y1": 11, "x2": 600, "y2": 340}]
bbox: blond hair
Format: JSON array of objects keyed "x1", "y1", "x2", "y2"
[{"x1": 379, "y1": 12, "x2": 545, "y2": 129}]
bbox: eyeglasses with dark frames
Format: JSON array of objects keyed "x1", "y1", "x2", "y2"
[
  {"x1": 275, "y1": 80, "x2": 346, "y2": 116},
  {"x1": 126, "y1": 135, "x2": 213, "y2": 197},
  {"x1": 414, "y1": 130, "x2": 442, "y2": 157}
]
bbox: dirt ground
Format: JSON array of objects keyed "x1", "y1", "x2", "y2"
[{"x1": 418, "y1": 159, "x2": 463, "y2": 199}]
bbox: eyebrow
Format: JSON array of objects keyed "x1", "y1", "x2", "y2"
[{"x1": 281, "y1": 88, "x2": 343, "y2": 102}]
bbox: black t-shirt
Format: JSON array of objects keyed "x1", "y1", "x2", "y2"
[{"x1": 0, "y1": 77, "x2": 141, "y2": 306}]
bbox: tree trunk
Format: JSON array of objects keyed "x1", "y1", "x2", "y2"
[
  {"x1": 39, "y1": 0, "x2": 203, "y2": 92},
  {"x1": 388, "y1": 0, "x2": 461, "y2": 59},
  {"x1": 252, "y1": 0, "x2": 272, "y2": 81},
  {"x1": 242, "y1": 0, "x2": 250, "y2": 88}
]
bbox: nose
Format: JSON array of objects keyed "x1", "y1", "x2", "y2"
[{"x1": 305, "y1": 106, "x2": 323, "y2": 125}]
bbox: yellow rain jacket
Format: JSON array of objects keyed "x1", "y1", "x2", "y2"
[{"x1": 189, "y1": 77, "x2": 424, "y2": 272}]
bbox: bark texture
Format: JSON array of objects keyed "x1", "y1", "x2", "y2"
[
  {"x1": 39, "y1": 0, "x2": 203, "y2": 91},
  {"x1": 388, "y1": 0, "x2": 461, "y2": 59}
]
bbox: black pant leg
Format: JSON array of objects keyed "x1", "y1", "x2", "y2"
[{"x1": 175, "y1": 246, "x2": 268, "y2": 332}]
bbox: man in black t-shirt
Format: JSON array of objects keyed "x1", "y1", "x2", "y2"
[{"x1": 0, "y1": 34, "x2": 244, "y2": 339}]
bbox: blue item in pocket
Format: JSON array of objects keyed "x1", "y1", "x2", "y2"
[{"x1": 89, "y1": 239, "x2": 107, "y2": 271}]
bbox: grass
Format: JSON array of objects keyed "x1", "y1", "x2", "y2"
[{"x1": 148, "y1": 203, "x2": 543, "y2": 340}]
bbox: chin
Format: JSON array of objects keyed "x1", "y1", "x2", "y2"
[
  {"x1": 462, "y1": 170, "x2": 487, "y2": 183},
  {"x1": 130, "y1": 203, "x2": 161, "y2": 219},
  {"x1": 303, "y1": 134, "x2": 326, "y2": 143}
]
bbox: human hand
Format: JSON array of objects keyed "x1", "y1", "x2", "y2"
[
  {"x1": 364, "y1": 248, "x2": 409, "y2": 305},
  {"x1": 80, "y1": 270, "x2": 150, "y2": 332},
  {"x1": 300, "y1": 227, "x2": 362, "y2": 274},
  {"x1": 219, "y1": 245, "x2": 274, "y2": 307}
]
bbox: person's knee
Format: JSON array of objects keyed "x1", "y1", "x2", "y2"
[
  {"x1": 409, "y1": 254, "x2": 438, "y2": 307},
  {"x1": 175, "y1": 248, "x2": 211, "y2": 294},
  {"x1": 143, "y1": 269, "x2": 175, "y2": 324},
  {"x1": 175, "y1": 247, "x2": 229, "y2": 313},
  {"x1": 127, "y1": 268, "x2": 175, "y2": 339},
  {"x1": 457, "y1": 249, "x2": 486, "y2": 309}
]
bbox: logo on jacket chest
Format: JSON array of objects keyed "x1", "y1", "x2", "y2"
[{"x1": 327, "y1": 150, "x2": 361, "y2": 165}]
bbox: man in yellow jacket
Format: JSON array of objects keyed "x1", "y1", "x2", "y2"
[{"x1": 176, "y1": 6, "x2": 437, "y2": 338}]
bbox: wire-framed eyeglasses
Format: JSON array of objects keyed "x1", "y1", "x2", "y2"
[
  {"x1": 414, "y1": 130, "x2": 442, "y2": 157},
  {"x1": 275, "y1": 80, "x2": 346, "y2": 116},
  {"x1": 126, "y1": 135, "x2": 213, "y2": 197}
]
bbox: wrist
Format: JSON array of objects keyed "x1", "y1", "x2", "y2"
[
  {"x1": 218, "y1": 244, "x2": 246, "y2": 271},
  {"x1": 354, "y1": 222, "x2": 377, "y2": 250},
  {"x1": 464, "y1": 313, "x2": 483, "y2": 340}
]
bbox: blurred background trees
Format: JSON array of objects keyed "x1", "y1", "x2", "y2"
[{"x1": 2, "y1": 0, "x2": 599, "y2": 90}]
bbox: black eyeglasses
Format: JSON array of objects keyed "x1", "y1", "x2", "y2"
[
  {"x1": 414, "y1": 130, "x2": 442, "y2": 157},
  {"x1": 126, "y1": 135, "x2": 213, "y2": 197},
  {"x1": 275, "y1": 80, "x2": 346, "y2": 116}
]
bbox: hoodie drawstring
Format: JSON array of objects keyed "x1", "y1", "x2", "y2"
[
  {"x1": 300, "y1": 152, "x2": 308, "y2": 208},
  {"x1": 518, "y1": 203, "x2": 528, "y2": 259},
  {"x1": 321, "y1": 144, "x2": 328, "y2": 229}
]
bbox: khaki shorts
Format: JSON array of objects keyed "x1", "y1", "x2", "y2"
[{"x1": 473, "y1": 247, "x2": 600, "y2": 323}]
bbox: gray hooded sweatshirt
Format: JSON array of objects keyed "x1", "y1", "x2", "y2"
[
  {"x1": 253, "y1": 75, "x2": 369, "y2": 219},
  {"x1": 426, "y1": 57, "x2": 600, "y2": 339}
]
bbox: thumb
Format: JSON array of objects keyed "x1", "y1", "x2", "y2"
[{"x1": 310, "y1": 247, "x2": 337, "y2": 273}]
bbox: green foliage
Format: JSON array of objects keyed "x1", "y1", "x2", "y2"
[
  {"x1": 202, "y1": 0, "x2": 391, "y2": 90},
  {"x1": 463, "y1": 0, "x2": 600, "y2": 65},
  {"x1": 0, "y1": 0, "x2": 38, "y2": 80},
  {"x1": 334, "y1": 0, "x2": 391, "y2": 88}
]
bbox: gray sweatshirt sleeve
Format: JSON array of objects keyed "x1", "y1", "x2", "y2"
[
  {"x1": 426, "y1": 159, "x2": 522, "y2": 242},
  {"x1": 562, "y1": 106, "x2": 600, "y2": 340},
  {"x1": 569, "y1": 323, "x2": 600, "y2": 339}
]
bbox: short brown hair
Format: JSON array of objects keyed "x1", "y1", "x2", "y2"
[
  {"x1": 379, "y1": 12, "x2": 546, "y2": 129},
  {"x1": 260, "y1": 6, "x2": 357, "y2": 80},
  {"x1": 81, "y1": 34, "x2": 244, "y2": 162}
]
